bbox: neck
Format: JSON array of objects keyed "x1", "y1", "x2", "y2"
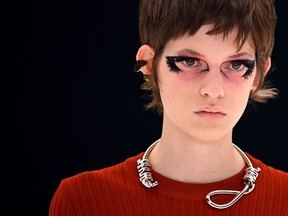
[{"x1": 148, "y1": 137, "x2": 245, "y2": 183}]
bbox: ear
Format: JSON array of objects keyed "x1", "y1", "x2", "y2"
[
  {"x1": 135, "y1": 45, "x2": 155, "y2": 75},
  {"x1": 263, "y1": 57, "x2": 271, "y2": 76},
  {"x1": 252, "y1": 57, "x2": 271, "y2": 90}
]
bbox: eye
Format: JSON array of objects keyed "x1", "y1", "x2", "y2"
[
  {"x1": 230, "y1": 61, "x2": 244, "y2": 71},
  {"x1": 182, "y1": 58, "x2": 197, "y2": 67},
  {"x1": 221, "y1": 59, "x2": 256, "y2": 79},
  {"x1": 165, "y1": 56, "x2": 208, "y2": 73}
]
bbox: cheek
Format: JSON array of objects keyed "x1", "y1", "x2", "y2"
[
  {"x1": 165, "y1": 69, "x2": 256, "y2": 85},
  {"x1": 225, "y1": 71, "x2": 256, "y2": 93},
  {"x1": 158, "y1": 72, "x2": 188, "y2": 109},
  {"x1": 176, "y1": 70, "x2": 202, "y2": 81},
  {"x1": 224, "y1": 78, "x2": 255, "y2": 112}
]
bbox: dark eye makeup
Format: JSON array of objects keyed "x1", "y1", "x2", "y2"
[
  {"x1": 166, "y1": 56, "x2": 203, "y2": 73},
  {"x1": 235, "y1": 60, "x2": 255, "y2": 79},
  {"x1": 165, "y1": 56, "x2": 256, "y2": 79}
]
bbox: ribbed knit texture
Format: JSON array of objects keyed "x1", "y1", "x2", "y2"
[{"x1": 49, "y1": 152, "x2": 288, "y2": 216}]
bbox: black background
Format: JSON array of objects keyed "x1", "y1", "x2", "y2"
[{"x1": 4, "y1": 0, "x2": 288, "y2": 215}]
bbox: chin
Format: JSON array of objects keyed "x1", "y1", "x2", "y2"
[{"x1": 186, "y1": 127, "x2": 232, "y2": 142}]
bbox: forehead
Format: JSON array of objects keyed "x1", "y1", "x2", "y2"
[{"x1": 164, "y1": 25, "x2": 255, "y2": 59}]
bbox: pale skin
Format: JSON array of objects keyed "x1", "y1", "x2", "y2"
[{"x1": 136, "y1": 25, "x2": 271, "y2": 184}]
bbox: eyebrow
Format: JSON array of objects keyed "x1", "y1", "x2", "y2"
[
  {"x1": 176, "y1": 49, "x2": 254, "y2": 59},
  {"x1": 228, "y1": 52, "x2": 254, "y2": 59},
  {"x1": 177, "y1": 49, "x2": 206, "y2": 57}
]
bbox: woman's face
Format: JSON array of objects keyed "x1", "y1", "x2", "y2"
[{"x1": 157, "y1": 25, "x2": 257, "y2": 141}]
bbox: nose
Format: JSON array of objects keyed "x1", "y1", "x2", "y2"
[{"x1": 199, "y1": 70, "x2": 225, "y2": 99}]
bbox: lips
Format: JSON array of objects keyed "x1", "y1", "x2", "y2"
[{"x1": 194, "y1": 106, "x2": 226, "y2": 121}]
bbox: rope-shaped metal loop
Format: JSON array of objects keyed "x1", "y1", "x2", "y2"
[
  {"x1": 206, "y1": 166, "x2": 261, "y2": 209},
  {"x1": 137, "y1": 140, "x2": 159, "y2": 188},
  {"x1": 137, "y1": 140, "x2": 261, "y2": 209},
  {"x1": 137, "y1": 158, "x2": 158, "y2": 188},
  {"x1": 243, "y1": 167, "x2": 261, "y2": 194}
]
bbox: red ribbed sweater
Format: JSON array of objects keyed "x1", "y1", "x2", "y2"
[{"x1": 49, "y1": 152, "x2": 288, "y2": 216}]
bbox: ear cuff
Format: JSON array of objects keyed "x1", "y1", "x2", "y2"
[
  {"x1": 134, "y1": 60, "x2": 154, "y2": 90},
  {"x1": 134, "y1": 60, "x2": 147, "y2": 72}
]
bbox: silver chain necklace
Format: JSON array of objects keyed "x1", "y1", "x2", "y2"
[{"x1": 137, "y1": 139, "x2": 261, "y2": 209}]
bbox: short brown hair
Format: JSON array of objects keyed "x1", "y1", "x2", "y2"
[{"x1": 138, "y1": 0, "x2": 278, "y2": 113}]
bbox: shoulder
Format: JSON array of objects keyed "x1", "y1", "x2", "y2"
[
  {"x1": 59, "y1": 152, "x2": 144, "y2": 193},
  {"x1": 49, "y1": 153, "x2": 145, "y2": 215},
  {"x1": 245, "y1": 153, "x2": 288, "y2": 212},
  {"x1": 246, "y1": 152, "x2": 288, "y2": 192},
  {"x1": 247, "y1": 152, "x2": 288, "y2": 181}
]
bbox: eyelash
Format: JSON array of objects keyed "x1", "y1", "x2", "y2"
[
  {"x1": 165, "y1": 56, "x2": 255, "y2": 79},
  {"x1": 238, "y1": 60, "x2": 255, "y2": 79},
  {"x1": 166, "y1": 56, "x2": 201, "y2": 73}
]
